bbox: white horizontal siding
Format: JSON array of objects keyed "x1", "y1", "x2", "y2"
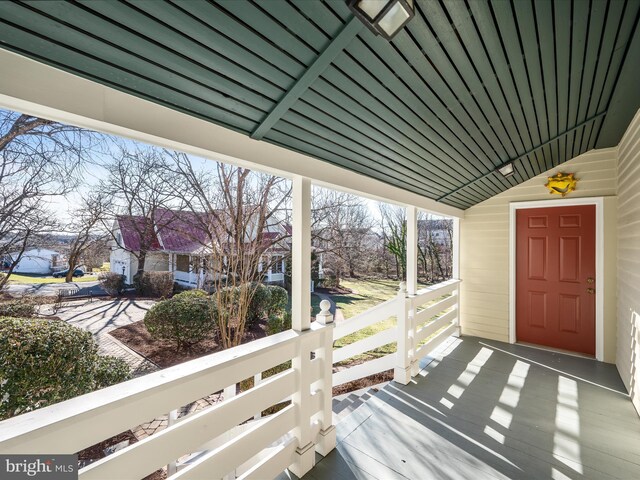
[
  {"x1": 616, "y1": 109, "x2": 640, "y2": 416},
  {"x1": 460, "y1": 147, "x2": 618, "y2": 362}
]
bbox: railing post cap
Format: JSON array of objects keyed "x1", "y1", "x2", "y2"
[
  {"x1": 398, "y1": 281, "x2": 407, "y2": 293},
  {"x1": 316, "y1": 299, "x2": 334, "y2": 325}
]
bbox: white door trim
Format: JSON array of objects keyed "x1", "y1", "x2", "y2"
[{"x1": 508, "y1": 197, "x2": 604, "y2": 361}]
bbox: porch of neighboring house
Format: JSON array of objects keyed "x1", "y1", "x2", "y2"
[
  {"x1": 169, "y1": 252, "x2": 206, "y2": 288},
  {"x1": 306, "y1": 336, "x2": 640, "y2": 480},
  {"x1": 169, "y1": 252, "x2": 287, "y2": 288},
  {"x1": 260, "y1": 254, "x2": 286, "y2": 285}
]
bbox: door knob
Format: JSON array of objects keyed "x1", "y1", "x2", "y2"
[
  {"x1": 587, "y1": 288, "x2": 595, "y2": 294},
  {"x1": 587, "y1": 277, "x2": 594, "y2": 284}
]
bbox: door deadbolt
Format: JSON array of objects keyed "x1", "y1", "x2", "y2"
[{"x1": 587, "y1": 277, "x2": 594, "y2": 284}]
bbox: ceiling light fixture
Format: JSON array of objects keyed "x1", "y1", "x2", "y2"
[
  {"x1": 497, "y1": 162, "x2": 515, "y2": 177},
  {"x1": 347, "y1": 0, "x2": 415, "y2": 40}
]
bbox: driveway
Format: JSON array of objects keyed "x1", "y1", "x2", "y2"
[
  {"x1": 53, "y1": 298, "x2": 159, "y2": 377},
  {"x1": 3, "y1": 281, "x2": 105, "y2": 297}
]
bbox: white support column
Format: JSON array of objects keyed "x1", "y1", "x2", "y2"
[
  {"x1": 406, "y1": 207, "x2": 418, "y2": 376},
  {"x1": 290, "y1": 333, "x2": 315, "y2": 477},
  {"x1": 452, "y1": 217, "x2": 461, "y2": 337},
  {"x1": 452, "y1": 217, "x2": 460, "y2": 280},
  {"x1": 292, "y1": 176, "x2": 312, "y2": 332},
  {"x1": 394, "y1": 282, "x2": 412, "y2": 385},
  {"x1": 406, "y1": 205, "x2": 418, "y2": 295},
  {"x1": 290, "y1": 176, "x2": 315, "y2": 477},
  {"x1": 315, "y1": 300, "x2": 336, "y2": 457}
]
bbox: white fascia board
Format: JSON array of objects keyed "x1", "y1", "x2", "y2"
[{"x1": 0, "y1": 49, "x2": 463, "y2": 219}]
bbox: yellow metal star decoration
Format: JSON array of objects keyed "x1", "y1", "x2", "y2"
[{"x1": 545, "y1": 172, "x2": 577, "y2": 197}]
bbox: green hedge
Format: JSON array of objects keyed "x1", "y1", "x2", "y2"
[
  {"x1": 144, "y1": 289, "x2": 215, "y2": 350},
  {"x1": 247, "y1": 283, "x2": 270, "y2": 326},
  {"x1": 266, "y1": 285, "x2": 288, "y2": 317},
  {"x1": 98, "y1": 272, "x2": 125, "y2": 296},
  {"x1": 267, "y1": 311, "x2": 292, "y2": 335},
  {"x1": 245, "y1": 284, "x2": 288, "y2": 327},
  {"x1": 0, "y1": 300, "x2": 36, "y2": 318},
  {"x1": 137, "y1": 271, "x2": 174, "y2": 298},
  {"x1": 0, "y1": 317, "x2": 130, "y2": 420}
]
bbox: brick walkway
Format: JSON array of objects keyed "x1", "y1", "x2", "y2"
[{"x1": 132, "y1": 393, "x2": 224, "y2": 440}]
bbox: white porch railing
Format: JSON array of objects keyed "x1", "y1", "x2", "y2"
[
  {"x1": 331, "y1": 279, "x2": 460, "y2": 387},
  {"x1": 0, "y1": 279, "x2": 459, "y2": 479},
  {"x1": 397, "y1": 279, "x2": 461, "y2": 383},
  {"x1": 173, "y1": 270, "x2": 196, "y2": 285},
  {"x1": 0, "y1": 323, "x2": 336, "y2": 480}
]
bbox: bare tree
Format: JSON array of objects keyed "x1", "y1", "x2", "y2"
[
  {"x1": 81, "y1": 238, "x2": 110, "y2": 271},
  {"x1": 417, "y1": 212, "x2": 453, "y2": 283},
  {"x1": 63, "y1": 196, "x2": 108, "y2": 282},
  {"x1": 0, "y1": 110, "x2": 96, "y2": 289},
  {"x1": 170, "y1": 152, "x2": 291, "y2": 348},
  {"x1": 312, "y1": 188, "x2": 373, "y2": 283},
  {"x1": 99, "y1": 145, "x2": 175, "y2": 283},
  {"x1": 379, "y1": 203, "x2": 407, "y2": 281}
]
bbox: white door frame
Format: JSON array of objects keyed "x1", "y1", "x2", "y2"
[{"x1": 508, "y1": 197, "x2": 604, "y2": 361}]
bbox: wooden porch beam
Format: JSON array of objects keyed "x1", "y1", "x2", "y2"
[{"x1": 251, "y1": 17, "x2": 363, "y2": 140}]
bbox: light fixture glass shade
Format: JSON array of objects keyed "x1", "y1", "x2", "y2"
[
  {"x1": 498, "y1": 162, "x2": 515, "y2": 177},
  {"x1": 378, "y1": 2, "x2": 411, "y2": 37},
  {"x1": 356, "y1": 0, "x2": 387, "y2": 20},
  {"x1": 348, "y1": 0, "x2": 415, "y2": 40}
]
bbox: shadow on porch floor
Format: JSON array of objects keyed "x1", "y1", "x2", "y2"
[{"x1": 297, "y1": 336, "x2": 640, "y2": 479}]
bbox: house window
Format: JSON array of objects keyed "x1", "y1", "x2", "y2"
[
  {"x1": 176, "y1": 254, "x2": 190, "y2": 272},
  {"x1": 272, "y1": 255, "x2": 283, "y2": 274}
]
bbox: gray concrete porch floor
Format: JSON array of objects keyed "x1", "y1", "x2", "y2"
[{"x1": 302, "y1": 336, "x2": 640, "y2": 480}]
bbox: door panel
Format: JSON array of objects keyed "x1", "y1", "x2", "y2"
[
  {"x1": 516, "y1": 205, "x2": 595, "y2": 355},
  {"x1": 558, "y1": 294, "x2": 580, "y2": 333},
  {"x1": 528, "y1": 291, "x2": 547, "y2": 328},
  {"x1": 559, "y1": 236, "x2": 580, "y2": 282},
  {"x1": 528, "y1": 237, "x2": 548, "y2": 280}
]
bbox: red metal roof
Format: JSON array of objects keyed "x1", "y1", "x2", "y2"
[
  {"x1": 117, "y1": 211, "x2": 290, "y2": 254},
  {"x1": 116, "y1": 216, "x2": 162, "y2": 252},
  {"x1": 155, "y1": 209, "x2": 215, "y2": 253}
]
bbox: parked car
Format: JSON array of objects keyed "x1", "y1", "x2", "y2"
[{"x1": 53, "y1": 268, "x2": 84, "y2": 278}]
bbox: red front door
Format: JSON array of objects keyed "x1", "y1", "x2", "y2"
[{"x1": 516, "y1": 205, "x2": 596, "y2": 355}]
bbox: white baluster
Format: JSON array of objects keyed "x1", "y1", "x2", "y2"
[
  {"x1": 253, "y1": 372, "x2": 262, "y2": 420},
  {"x1": 166, "y1": 409, "x2": 178, "y2": 476}
]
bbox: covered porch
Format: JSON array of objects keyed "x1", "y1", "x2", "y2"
[
  {"x1": 307, "y1": 336, "x2": 640, "y2": 480},
  {"x1": 1, "y1": 1, "x2": 640, "y2": 479}
]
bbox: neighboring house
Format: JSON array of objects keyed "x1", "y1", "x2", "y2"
[
  {"x1": 8, "y1": 248, "x2": 63, "y2": 274},
  {"x1": 417, "y1": 218, "x2": 452, "y2": 247},
  {"x1": 109, "y1": 215, "x2": 168, "y2": 284},
  {"x1": 109, "y1": 209, "x2": 289, "y2": 288}
]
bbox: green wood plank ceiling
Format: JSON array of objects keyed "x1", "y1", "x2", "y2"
[{"x1": 0, "y1": 0, "x2": 638, "y2": 209}]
